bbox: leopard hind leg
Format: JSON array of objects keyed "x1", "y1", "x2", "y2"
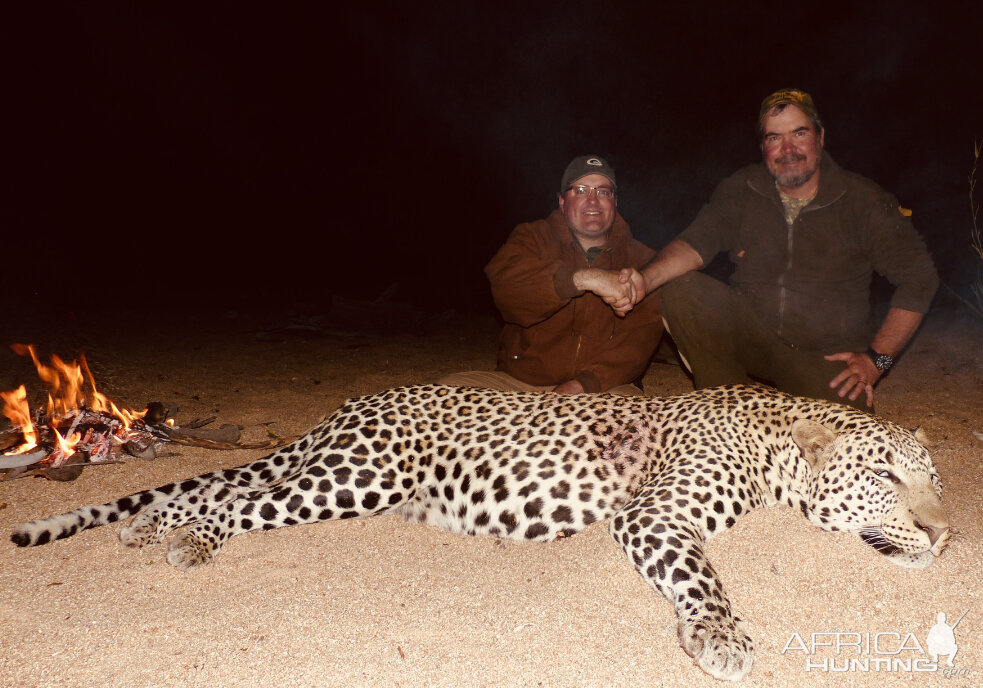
[
  {"x1": 125, "y1": 433, "x2": 326, "y2": 548},
  {"x1": 11, "y1": 434, "x2": 320, "y2": 548},
  {"x1": 164, "y1": 453, "x2": 421, "y2": 570},
  {"x1": 119, "y1": 481, "x2": 252, "y2": 548}
]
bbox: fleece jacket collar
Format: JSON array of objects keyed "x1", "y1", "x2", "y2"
[{"x1": 745, "y1": 153, "x2": 849, "y2": 212}]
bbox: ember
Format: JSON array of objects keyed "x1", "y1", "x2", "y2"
[{"x1": 1, "y1": 344, "x2": 293, "y2": 481}]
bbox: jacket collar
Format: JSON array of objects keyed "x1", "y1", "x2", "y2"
[
  {"x1": 546, "y1": 208, "x2": 632, "y2": 249},
  {"x1": 746, "y1": 153, "x2": 848, "y2": 209}
]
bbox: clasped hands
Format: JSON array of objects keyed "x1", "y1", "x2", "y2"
[{"x1": 574, "y1": 267, "x2": 646, "y2": 317}]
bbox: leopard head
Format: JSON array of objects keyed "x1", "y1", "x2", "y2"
[{"x1": 792, "y1": 417, "x2": 949, "y2": 569}]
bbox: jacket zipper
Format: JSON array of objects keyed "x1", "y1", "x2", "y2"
[
  {"x1": 778, "y1": 216, "x2": 794, "y2": 339},
  {"x1": 753, "y1": 174, "x2": 846, "y2": 341}
]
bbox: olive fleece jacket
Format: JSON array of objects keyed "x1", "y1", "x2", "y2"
[
  {"x1": 677, "y1": 154, "x2": 939, "y2": 352},
  {"x1": 485, "y1": 209, "x2": 663, "y2": 392}
]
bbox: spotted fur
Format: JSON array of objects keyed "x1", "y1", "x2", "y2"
[{"x1": 11, "y1": 384, "x2": 949, "y2": 681}]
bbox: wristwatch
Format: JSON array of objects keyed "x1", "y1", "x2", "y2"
[{"x1": 866, "y1": 348, "x2": 895, "y2": 372}]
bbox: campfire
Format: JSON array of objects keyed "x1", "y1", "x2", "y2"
[{"x1": 1, "y1": 344, "x2": 292, "y2": 481}]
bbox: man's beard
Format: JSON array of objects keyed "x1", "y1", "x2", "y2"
[{"x1": 770, "y1": 150, "x2": 822, "y2": 189}]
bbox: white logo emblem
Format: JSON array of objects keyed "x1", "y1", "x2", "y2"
[
  {"x1": 927, "y1": 610, "x2": 966, "y2": 667},
  {"x1": 780, "y1": 609, "x2": 972, "y2": 675},
  {"x1": 586, "y1": 158, "x2": 603, "y2": 166}
]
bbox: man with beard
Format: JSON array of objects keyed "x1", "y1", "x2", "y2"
[{"x1": 601, "y1": 88, "x2": 937, "y2": 409}]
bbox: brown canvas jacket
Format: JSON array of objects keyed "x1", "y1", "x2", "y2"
[
  {"x1": 678, "y1": 154, "x2": 939, "y2": 352},
  {"x1": 486, "y1": 209, "x2": 663, "y2": 392}
]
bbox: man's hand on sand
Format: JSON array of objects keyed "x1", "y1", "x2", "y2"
[{"x1": 825, "y1": 352, "x2": 880, "y2": 406}]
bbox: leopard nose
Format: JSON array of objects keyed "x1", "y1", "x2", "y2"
[{"x1": 915, "y1": 520, "x2": 949, "y2": 545}]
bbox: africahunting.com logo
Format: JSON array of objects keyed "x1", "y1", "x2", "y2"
[{"x1": 782, "y1": 610, "x2": 970, "y2": 676}]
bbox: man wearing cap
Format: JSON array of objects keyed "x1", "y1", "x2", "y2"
[
  {"x1": 602, "y1": 88, "x2": 938, "y2": 408},
  {"x1": 440, "y1": 155, "x2": 664, "y2": 394}
]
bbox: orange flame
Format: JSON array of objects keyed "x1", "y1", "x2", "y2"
[
  {"x1": 78, "y1": 353, "x2": 147, "y2": 427},
  {"x1": 1, "y1": 385, "x2": 37, "y2": 454},
  {"x1": 50, "y1": 426, "x2": 81, "y2": 465}
]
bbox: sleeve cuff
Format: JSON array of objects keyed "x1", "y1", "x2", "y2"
[{"x1": 553, "y1": 265, "x2": 584, "y2": 300}]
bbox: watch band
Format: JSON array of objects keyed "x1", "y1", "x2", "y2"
[{"x1": 866, "y1": 348, "x2": 895, "y2": 372}]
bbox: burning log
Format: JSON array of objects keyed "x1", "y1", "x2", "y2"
[{"x1": 1, "y1": 345, "x2": 296, "y2": 482}]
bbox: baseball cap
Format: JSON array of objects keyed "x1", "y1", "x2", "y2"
[
  {"x1": 560, "y1": 155, "x2": 616, "y2": 192},
  {"x1": 758, "y1": 88, "x2": 822, "y2": 130}
]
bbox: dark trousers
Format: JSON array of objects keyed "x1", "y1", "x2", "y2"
[{"x1": 662, "y1": 272, "x2": 868, "y2": 410}]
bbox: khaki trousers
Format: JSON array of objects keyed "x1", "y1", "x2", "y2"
[{"x1": 662, "y1": 272, "x2": 868, "y2": 410}]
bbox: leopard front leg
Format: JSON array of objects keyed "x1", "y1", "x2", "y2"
[{"x1": 611, "y1": 486, "x2": 753, "y2": 681}]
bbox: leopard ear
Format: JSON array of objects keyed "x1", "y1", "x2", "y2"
[
  {"x1": 912, "y1": 426, "x2": 933, "y2": 448},
  {"x1": 791, "y1": 419, "x2": 838, "y2": 471}
]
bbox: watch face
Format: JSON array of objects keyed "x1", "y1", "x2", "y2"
[
  {"x1": 874, "y1": 354, "x2": 893, "y2": 371},
  {"x1": 867, "y1": 349, "x2": 894, "y2": 371}
]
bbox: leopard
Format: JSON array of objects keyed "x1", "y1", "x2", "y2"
[{"x1": 11, "y1": 384, "x2": 949, "y2": 681}]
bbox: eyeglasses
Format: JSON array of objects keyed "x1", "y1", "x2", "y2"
[{"x1": 565, "y1": 184, "x2": 615, "y2": 199}]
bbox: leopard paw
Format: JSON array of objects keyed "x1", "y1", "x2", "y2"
[
  {"x1": 119, "y1": 512, "x2": 166, "y2": 548},
  {"x1": 679, "y1": 618, "x2": 754, "y2": 681},
  {"x1": 165, "y1": 532, "x2": 214, "y2": 570}
]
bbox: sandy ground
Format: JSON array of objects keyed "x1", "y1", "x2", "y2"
[{"x1": 0, "y1": 303, "x2": 980, "y2": 688}]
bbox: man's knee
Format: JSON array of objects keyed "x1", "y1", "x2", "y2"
[
  {"x1": 662, "y1": 271, "x2": 711, "y2": 316},
  {"x1": 661, "y1": 273, "x2": 738, "y2": 338}
]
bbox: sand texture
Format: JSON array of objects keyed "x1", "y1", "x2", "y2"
[{"x1": 1, "y1": 309, "x2": 980, "y2": 688}]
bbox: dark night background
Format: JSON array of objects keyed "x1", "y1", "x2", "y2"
[{"x1": 3, "y1": 1, "x2": 981, "y2": 330}]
